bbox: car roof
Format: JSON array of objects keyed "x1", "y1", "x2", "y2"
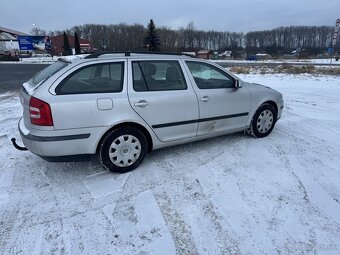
[{"x1": 58, "y1": 52, "x2": 197, "y2": 65}]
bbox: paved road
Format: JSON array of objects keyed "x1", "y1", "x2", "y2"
[{"x1": 0, "y1": 64, "x2": 48, "y2": 93}]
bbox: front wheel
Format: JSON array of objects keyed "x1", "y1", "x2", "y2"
[
  {"x1": 250, "y1": 104, "x2": 277, "y2": 138},
  {"x1": 99, "y1": 127, "x2": 147, "y2": 173}
]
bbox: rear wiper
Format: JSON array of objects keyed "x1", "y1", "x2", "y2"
[{"x1": 22, "y1": 85, "x2": 29, "y2": 94}]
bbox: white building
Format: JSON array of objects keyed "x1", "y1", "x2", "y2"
[{"x1": 0, "y1": 26, "x2": 28, "y2": 55}]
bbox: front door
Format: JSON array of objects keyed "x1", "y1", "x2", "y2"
[{"x1": 184, "y1": 60, "x2": 250, "y2": 136}]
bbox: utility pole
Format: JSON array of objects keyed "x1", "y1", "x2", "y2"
[
  {"x1": 330, "y1": 19, "x2": 340, "y2": 66},
  {"x1": 102, "y1": 26, "x2": 107, "y2": 51}
]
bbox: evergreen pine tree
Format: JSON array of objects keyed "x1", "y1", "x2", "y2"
[
  {"x1": 74, "y1": 32, "x2": 81, "y2": 55},
  {"x1": 63, "y1": 32, "x2": 71, "y2": 55},
  {"x1": 144, "y1": 19, "x2": 160, "y2": 51}
]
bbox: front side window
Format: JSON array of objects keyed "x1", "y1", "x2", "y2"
[
  {"x1": 132, "y1": 60, "x2": 187, "y2": 91},
  {"x1": 186, "y1": 61, "x2": 235, "y2": 89},
  {"x1": 56, "y1": 62, "x2": 124, "y2": 95}
]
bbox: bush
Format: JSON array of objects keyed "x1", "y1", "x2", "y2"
[
  {"x1": 229, "y1": 66, "x2": 250, "y2": 74},
  {"x1": 276, "y1": 65, "x2": 316, "y2": 74},
  {"x1": 0, "y1": 55, "x2": 19, "y2": 61},
  {"x1": 227, "y1": 64, "x2": 340, "y2": 76}
]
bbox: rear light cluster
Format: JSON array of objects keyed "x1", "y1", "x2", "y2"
[{"x1": 29, "y1": 97, "x2": 54, "y2": 126}]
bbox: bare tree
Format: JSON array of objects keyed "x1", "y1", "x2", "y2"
[
  {"x1": 50, "y1": 23, "x2": 338, "y2": 56},
  {"x1": 30, "y1": 27, "x2": 46, "y2": 36}
]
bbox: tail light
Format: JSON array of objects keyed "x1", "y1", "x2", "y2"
[{"x1": 29, "y1": 97, "x2": 54, "y2": 126}]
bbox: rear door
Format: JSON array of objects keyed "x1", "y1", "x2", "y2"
[{"x1": 127, "y1": 59, "x2": 199, "y2": 142}]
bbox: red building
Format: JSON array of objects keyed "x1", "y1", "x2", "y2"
[
  {"x1": 197, "y1": 49, "x2": 214, "y2": 59},
  {"x1": 50, "y1": 34, "x2": 94, "y2": 56}
]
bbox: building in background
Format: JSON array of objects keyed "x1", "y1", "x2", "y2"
[
  {"x1": 0, "y1": 26, "x2": 28, "y2": 56},
  {"x1": 50, "y1": 34, "x2": 95, "y2": 56},
  {"x1": 197, "y1": 49, "x2": 214, "y2": 59},
  {"x1": 1, "y1": 27, "x2": 95, "y2": 57}
]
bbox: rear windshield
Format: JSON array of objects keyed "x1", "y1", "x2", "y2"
[{"x1": 28, "y1": 61, "x2": 68, "y2": 89}]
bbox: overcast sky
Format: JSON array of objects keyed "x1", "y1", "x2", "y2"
[{"x1": 1, "y1": 0, "x2": 339, "y2": 34}]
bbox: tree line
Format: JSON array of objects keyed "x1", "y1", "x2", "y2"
[
  {"x1": 44, "y1": 22, "x2": 339, "y2": 56},
  {"x1": 245, "y1": 26, "x2": 336, "y2": 55}
]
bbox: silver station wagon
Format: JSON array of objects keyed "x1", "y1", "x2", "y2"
[{"x1": 13, "y1": 52, "x2": 284, "y2": 173}]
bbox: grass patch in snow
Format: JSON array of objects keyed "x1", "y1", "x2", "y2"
[{"x1": 228, "y1": 65, "x2": 340, "y2": 76}]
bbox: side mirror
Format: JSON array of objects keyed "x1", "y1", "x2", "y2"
[{"x1": 234, "y1": 79, "x2": 242, "y2": 88}]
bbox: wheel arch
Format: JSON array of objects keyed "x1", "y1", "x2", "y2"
[
  {"x1": 96, "y1": 122, "x2": 154, "y2": 154},
  {"x1": 248, "y1": 100, "x2": 279, "y2": 126},
  {"x1": 249, "y1": 101, "x2": 278, "y2": 138},
  {"x1": 261, "y1": 100, "x2": 278, "y2": 116}
]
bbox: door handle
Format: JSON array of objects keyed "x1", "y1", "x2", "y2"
[
  {"x1": 200, "y1": 96, "x2": 210, "y2": 102},
  {"x1": 134, "y1": 100, "x2": 149, "y2": 108}
]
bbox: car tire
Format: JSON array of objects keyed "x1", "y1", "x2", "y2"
[
  {"x1": 250, "y1": 104, "x2": 277, "y2": 138},
  {"x1": 99, "y1": 126, "x2": 147, "y2": 173}
]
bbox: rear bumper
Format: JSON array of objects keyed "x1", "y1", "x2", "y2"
[{"x1": 18, "y1": 118, "x2": 98, "y2": 157}]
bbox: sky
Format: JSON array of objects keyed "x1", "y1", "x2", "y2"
[{"x1": 1, "y1": 0, "x2": 339, "y2": 34}]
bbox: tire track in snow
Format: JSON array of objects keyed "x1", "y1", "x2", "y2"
[
  {"x1": 96, "y1": 157, "x2": 192, "y2": 254},
  {"x1": 0, "y1": 195, "x2": 22, "y2": 255},
  {"x1": 155, "y1": 158, "x2": 242, "y2": 255},
  {"x1": 84, "y1": 171, "x2": 130, "y2": 200},
  {"x1": 276, "y1": 122, "x2": 340, "y2": 204},
  {"x1": 3, "y1": 163, "x2": 116, "y2": 254},
  {"x1": 270, "y1": 141, "x2": 340, "y2": 252},
  {"x1": 0, "y1": 146, "x2": 19, "y2": 255},
  {"x1": 274, "y1": 127, "x2": 340, "y2": 218},
  {"x1": 231, "y1": 134, "x2": 319, "y2": 253},
  {"x1": 155, "y1": 191, "x2": 200, "y2": 255},
  {"x1": 192, "y1": 137, "x2": 283, "y2": 254},
  {"x1": 274, "y1": 144, "x2": 310, "y2": 203},
  {"x1": 102, "y1": 189, "x2": 177, "y2": 254}
]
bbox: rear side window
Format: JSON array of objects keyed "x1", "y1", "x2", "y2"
[
  {"x1": 29, "y1": 61, "x2": 68, "y2": 89},
  {"x1": 132, "y1": 60, "x2": 187, "y2": 91},
  {"x1": 56, "y1": 62, "x2": 124, "y2": 95}
]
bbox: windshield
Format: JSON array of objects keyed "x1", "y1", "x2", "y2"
[{"x1": 28, "y1": 61, "x2": 68, "y2": 89}]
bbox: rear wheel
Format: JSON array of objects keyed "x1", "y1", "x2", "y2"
[
  {"x1": 250, "y1": 104, "x2": 277, "y2": 138},
  {"x1": 99, "y1": 127, "x2": 147, "y2": 173}
]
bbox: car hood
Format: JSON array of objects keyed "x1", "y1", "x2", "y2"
[
  {"x1": 243, "y1": 82, "x2": 283, "y2": 102},
  {"x1": 249, "y1": 82, "x2": 276, "y2": 90}
]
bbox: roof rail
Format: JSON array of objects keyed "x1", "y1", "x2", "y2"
[{"x1": 84, "y1": 51, "x2": 196, "y2": 59}]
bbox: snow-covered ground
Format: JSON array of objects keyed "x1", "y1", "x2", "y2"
[
  {"x1": 0, "y1": 56, "x2": 82, "y2": 64},
  {"x1": 0, "y1": 73, "x2": 340, "y2": 254},
  {"x1": 214, "y1": 58, "x2": 340, "y2": 66}
]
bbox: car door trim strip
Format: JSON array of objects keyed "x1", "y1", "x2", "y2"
[{"x1": 152, "y1": 112, "x2": 249, "y2": 129}]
